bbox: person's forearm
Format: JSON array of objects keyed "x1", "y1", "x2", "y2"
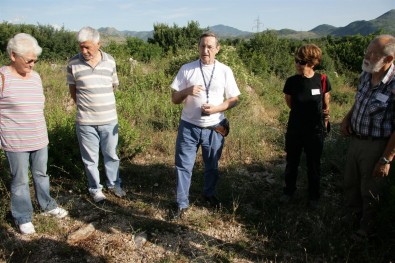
[
  {"x1": 381, "y1": 132, "x2": 395, "y2": 161},
  {"x1": 69, "y1": 85, "x2": 76, "y2": 103},
  {"x1": 215, "y1": 97, "x2": 239, "y2": 112},
  {"x1": 323, "y1": 93, "x2": 330, "y2": 112},
  {"x1": 340, "y1": 105, "x2": 355, "y2": 136},
  {"x1": 172, "y1": 89, "x2": 190, "y2": 104}
]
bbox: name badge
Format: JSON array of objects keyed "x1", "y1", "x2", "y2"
[
  {"x1": 376, "y1": 93, "x2": 389, "y2": 103},
  {"x1": 311, "y1": 89, "x2": 320, "y2": 95}
]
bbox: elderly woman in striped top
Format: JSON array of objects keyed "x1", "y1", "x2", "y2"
[{"x1": 0, "y1": 33, "x2": 68, "y2": 235}]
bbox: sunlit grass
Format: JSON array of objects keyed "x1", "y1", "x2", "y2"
[{"x1": 0, "y1": 44, "x2": 394, "y2": 262}]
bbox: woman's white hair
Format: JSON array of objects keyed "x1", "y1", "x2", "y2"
[
  {"x1": 77, "y1": 27, "x2": 100, "y2": 43},
  {"x1": 6, "y1": 33, "x2": 42, "y2": 57}
]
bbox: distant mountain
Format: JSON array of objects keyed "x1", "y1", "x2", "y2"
[
  {"x1": 310, "y1": 24, "x2": 337, "y2": 35},
  {"x1": 98, "y1": 27, "x2": 152, "y2": 41},
  {"x1": 98, "y1": 9, "x2": 395, "y2": 41},
  {"x1": 374, "y1": 9, "x2": 395, "y2": 33},
  {"x1": 120, "y1": 30, "x2": 152, "y2": 41},
  {"x1": 98, "y1": 27, "x2": 123, "y2": 37},
  {"x1": 330, "y1": 21, "x2": 377, "y2": 37},
  {"x1": 208, "y1": 25, "x2": 251, "y2": 38},
  {"x1": 98, "y1": 24, "x2": 251, "y2": 41},
  {"x1": 312, "y1": 9, "x2": 395, "y2": 37},
  {"x1": 276, "y1": 30, "x2": 319, "y2": 40}
]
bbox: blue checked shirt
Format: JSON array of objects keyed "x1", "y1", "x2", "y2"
[{"x1": 351, "y1": 64, "x2": 395, "y2": 138}]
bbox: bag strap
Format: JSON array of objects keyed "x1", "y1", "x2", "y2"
[
  {"x1": 321, "y1": 74, "x2": 327, "y2": 94},
  {"x1": 0, "y1": 71, "x2": 4, "y2": 93},
  {"x1": 0, "y1": 71, "x2": 3, "y2": 137},
  {"x1": 321, "y1": 74, "x2": 327, "y2": 109}
]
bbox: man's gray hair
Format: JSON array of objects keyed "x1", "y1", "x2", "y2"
[
  {"x1": 373, "y1": 34, "x2": 395, "y2": 57},
  {"x1": 77, "y1": 26, "x2": 100, "y2": 43},
  {"x1": 6, "y1": 33, "x2": 42, "y2": 57},
  {"x1": 199, "y1": 32, "x2": 219, "y2": 47}
]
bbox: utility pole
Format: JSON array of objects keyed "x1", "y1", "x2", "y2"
[{"x1": 252, "y1": 16, "x2": 263, "y2": 32}]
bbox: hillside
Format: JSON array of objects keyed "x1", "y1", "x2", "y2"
[
  {"x1": 98, "y1": 9, "x2": 395, "y2": 40},
  {"x1": 276, "y1": 29, "x2": 319, "y2": 40},
  {"x1": 98, "y1": 27, "x2": 152, "y2": 41},
  {"x1": 328, "y1": 9, "x2": 395, "y2": 36},
  {"x1": 330, "y1": 20, "x2": 377, "y2": 37},
  {"x1": 374, "y1": 8, "x2": 395, "y2": 34},
  {"x1": 98, "y1": 24, "x2": 251, "y2": 41},
  {"x1": 314, "y1": 9, "x2": 395, "y2": 37},
  {"x1": 208, "y1": 24, "x2": 251, "y2": 38},
  {"x1": 310, "y1": 24, "x2": 337, "y2": 36}
]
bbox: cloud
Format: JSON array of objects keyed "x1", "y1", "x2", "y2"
[
  {"x1": 7, "y1": 16, "x2": 26, "y2": 24},
  {"x1": 51, "y1": 24, "x2": 63, "y2": 30}
]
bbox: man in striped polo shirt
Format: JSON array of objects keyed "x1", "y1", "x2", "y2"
[{"x1": 67, "y1": 27, "x2": 125, "y2": 203}]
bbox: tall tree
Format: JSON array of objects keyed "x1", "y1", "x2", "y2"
[{"x1": 148, "y1": 21, "x2": 206, "y2": 54}]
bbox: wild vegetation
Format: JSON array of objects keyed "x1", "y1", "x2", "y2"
[
  {"x1": 0, "y1": 22, "x2": 394, "y2": 262},
  {"x1": 97, "y1": 9, "x2": 395, "y2": 41}
]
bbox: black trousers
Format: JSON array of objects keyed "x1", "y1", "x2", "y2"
[{"x1": 283, "y1": 131, "x2": 324, "y2": 200}]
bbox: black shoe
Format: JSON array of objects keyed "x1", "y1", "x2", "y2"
[
  {"x1": 203, "y1": 195, "x2": 221, "y2": 208},
  {"x1": 170, "y1": 207, "x2": 188, "y2": 221}
]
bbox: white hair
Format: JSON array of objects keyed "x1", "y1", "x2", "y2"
[
  {"x1": 380, "y1": 34, "x2": 395, "y2": 57},
  {"x1": 77, "y1": 27, "x2": 100, "y2": 43},
  {"x1": 6, "y1": 33, "x2": 42, "y2": 57}
]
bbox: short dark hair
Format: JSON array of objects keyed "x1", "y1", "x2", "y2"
[
  {"x1": 295, "y1": 44, "x2": 322, "y2": 66},
  {"x1": 199, "y1": 32, "x2": 219, "y2": 47}
]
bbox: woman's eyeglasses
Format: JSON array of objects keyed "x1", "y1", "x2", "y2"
[
  {"x1": 294, "y1": 59, "x2": 307, "y2": 65},
  {"x1": 18, "y1": 56, "x2": 38, "y2": 64},
  {"x1": 22, "y1": 57, "x2": 38, "y2": 64}
]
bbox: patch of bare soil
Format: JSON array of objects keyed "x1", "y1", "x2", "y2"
[{"x1": 0, "y1": 163, "x2": 275, "y2": 263}]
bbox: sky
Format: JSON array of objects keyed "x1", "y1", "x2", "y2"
[{"x1": 1, "y1": 0, "x2": 394, "y2": 33}]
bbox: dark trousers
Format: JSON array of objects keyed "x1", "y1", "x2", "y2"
[
  {"x1": 344, "y1": 138, "x2": 389, "y2": 234},
  {"x1": 283, "y1": 131, "x2": 324, "y2": 200}
]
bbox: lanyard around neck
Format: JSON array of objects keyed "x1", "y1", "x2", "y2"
[{"x1": 199, "y1": 60, "x2": 216, "y2": 104}]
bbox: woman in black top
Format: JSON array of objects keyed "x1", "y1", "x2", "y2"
[{"x1": 282, "y1": 44, "x2": 331, "y2": 208}]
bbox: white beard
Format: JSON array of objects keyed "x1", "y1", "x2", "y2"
[{"x1": 362, "y1": 57, "x2": 385, "y2": 73}]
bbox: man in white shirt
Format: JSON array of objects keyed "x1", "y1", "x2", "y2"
[{"x1": 170, "y1": 32, "x2": 240, "y2": 219}]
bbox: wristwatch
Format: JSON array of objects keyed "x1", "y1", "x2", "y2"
[{"x1": 379, "y1": 157, "x2": 391, "y2": 165}]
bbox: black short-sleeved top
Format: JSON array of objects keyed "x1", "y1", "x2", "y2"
[{"x1": 283, "y1": 73, "x2": 331, "y2": 133}]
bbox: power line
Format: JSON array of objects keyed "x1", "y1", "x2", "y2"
[{"x1": 252, "y1": 16, "x2": 263, "y2": 32}]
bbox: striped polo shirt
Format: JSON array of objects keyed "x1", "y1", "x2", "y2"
[
  {"x1": 67, "y1": 50, "x2": 119, "y2": 125},
  {"x1": 0, "y1": 66, "x2": 49, "y2": 152}
]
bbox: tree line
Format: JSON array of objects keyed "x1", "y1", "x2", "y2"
[{"x1": 0, "y1": 21, "x2": 383, "y2": 82}]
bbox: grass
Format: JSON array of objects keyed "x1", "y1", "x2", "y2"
[{"x1": 0, "y1": 46, "x2": 394, "y2": 262}]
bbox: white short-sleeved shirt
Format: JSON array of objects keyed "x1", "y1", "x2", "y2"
[{"x1": 171, "y1": 59, "x2": 240, "y2": 127}]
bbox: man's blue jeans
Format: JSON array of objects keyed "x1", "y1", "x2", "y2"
[
  {"x1": 76, "y1": 122, "x2": 121, "y2": 194},
  {"x1": 175, "y1": 120, "x2": 224, "y2": 209},
  {"x1": 6, "y1": 146, "x2": 57, "y2": 225}
]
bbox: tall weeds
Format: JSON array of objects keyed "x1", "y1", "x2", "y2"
[{"x1": 0, "y1": 32, "x2": 394, "y2": 262}]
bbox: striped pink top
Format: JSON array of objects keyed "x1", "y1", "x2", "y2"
[{"x1": 0, "y1": 66, "x2": 48, "y2": 152}]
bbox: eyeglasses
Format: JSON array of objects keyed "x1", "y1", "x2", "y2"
[
  {"x1": 20, "y1": 56, "x2": 38, "y2": 64},
  {"x1": 294, "y1": 58, "x2": 308, "y2": 65}
]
